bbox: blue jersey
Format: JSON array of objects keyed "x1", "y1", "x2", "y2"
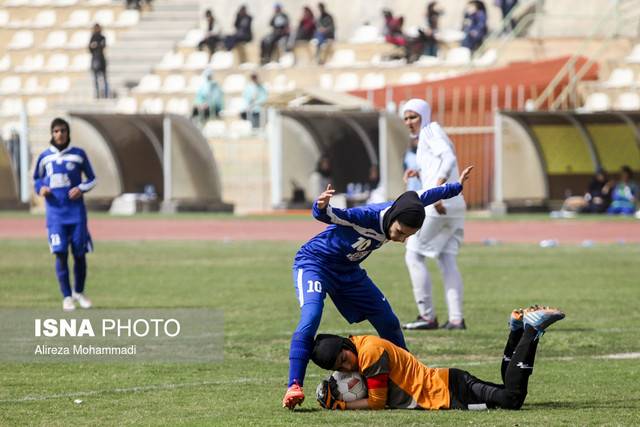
[
  {"x1": 33, "y1": 145, "x2": 96, "y2": 226},
  {"x1": 295, "y1": 183, "x2": 462, "y2": 272}
]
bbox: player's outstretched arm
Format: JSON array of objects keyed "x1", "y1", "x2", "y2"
[
  {"x1": 459, "y1": 165, "x2": 473, "y2": 185},
  {"x1": 418, "y1": 165, "x2": 474, "y2": 206},
  {"x1": 316, "y1": 184, "x2": 335, "y2": 210}
]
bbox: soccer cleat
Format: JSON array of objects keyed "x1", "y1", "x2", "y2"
[
  {"x1": 403, "y1": 316, "x2": 439, "y2": 330},
  {"x1": 523, "y1": 306, "x2": 565, "y2": 334},
  {"x1": 509, "y1": 308, "x2": 524, "y2": 331},
  {"x1": 282, "y1": 382, "x2": 305, "y2": 410},
  {"x1": 441, "y1": 319, "x2": 466, "y2": 330},
  {"x1": 62, "y1": 296, "x2": 75, "y2": 311},
  {"x1": 72, "y1": 292, "x2": 92, "y2": 309}
]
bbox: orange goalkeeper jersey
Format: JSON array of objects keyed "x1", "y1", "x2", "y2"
[{"x1": 351, "y1": 335, "x2": 450, "y2": 410}]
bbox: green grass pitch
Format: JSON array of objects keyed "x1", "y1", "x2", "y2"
[{"x1": 1, "y1": 239, "x2": 639, "y2": 426}]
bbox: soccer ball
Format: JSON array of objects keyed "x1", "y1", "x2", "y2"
[{"x1": 331, "y1": 371, "x2": 368, "y2": 402}]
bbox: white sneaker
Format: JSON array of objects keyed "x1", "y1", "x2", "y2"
[
  {"x1": 63, "y1": 296, "x2": 76, "y2": 311},
  {"x1": 72, "y1": 292, "x2": 92, "y2": 309}
]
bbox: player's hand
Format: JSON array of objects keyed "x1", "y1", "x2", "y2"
[
  {"x1": 316, "y1": 184, "x2": 335, "y2": 210},
  {"x1": 459, "y1": 165, "x2": 473, "y2": 185},
  {"x1": 39, "y1": 186, "x2": 51, "y2": 197},
  {"x1": 316, "y1": 377, "x2": 346, "y2": 410},
  {"x1": 434, "y1": 201, "x2": 447, "y2": 215},
  {"x1": 68, "y1": 187, "x2": 82, "y2": 200},
  {"x1": 403, "y1": 169, "x2": 419, "y2": 183}
]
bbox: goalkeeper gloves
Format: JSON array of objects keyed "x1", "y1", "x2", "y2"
[{"x1": 316, "y1": 377, "x2": 347, "y2": 410}]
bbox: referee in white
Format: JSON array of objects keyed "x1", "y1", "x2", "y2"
[{"x1": 401, "y1": 99, "x2": 467, "y2": 330}]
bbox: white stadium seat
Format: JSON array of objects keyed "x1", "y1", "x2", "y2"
[
  {"x1": 229, "y1": 120, "x2": 253, "y2": 138},
  {"x1": 162, "y1": 75, "x2": 186, "y2": 93},
  {"x1": 140, "y1": 98, "x2": 164, "y2": 114},
  {"x1": 210, "y1": 51, "x2": 234, "y2": 70},
  {"x1": 32, "y1": 10, "x2": 56, "y2": 28},
  {"x1": 15, "y1": 54, "x2": 45, "y2": 72},
  {"x1": 2, "y1": 121, "x2": 21, "y2": 140},
  {"x1": 116, "y1": 97, "x2": 137, "y2": 114},
  {"x1": 473, "y1": 48, "x2": 497, "y2": 67},
  {"x1": 603, "y1": 68, "x2": 634, "y2": 88},
  {"x1": 582, "y1": 92, "x2": 610, "y2": 111},
  {"x1": 445, "y1": 47, "x2": 471, "y2": 66},
  {"x1": 0, "y1": 98, "x2": 23, "y2": 117},
  {"x1": 0, "y1": 76, "x2": 22, "y2": 95},
  {"x1": 203, "y1": 120, "x2": 227, "y2": 138},
  {"x1": 187, "y1": 75, "x2": 203, "y2": 93},
  {"x1": 87, "y1": 0, "x2": 111, "y2": 5},
  {"x1": 4, "y1": 0, "x2": 28, "y2": 6},
  {"x1": 414, "y1": 55, "x2": 441, "y2": 66},
  {"x1": 53, "y1": 0, "x2": 78, "y2": 5},
  {"x1": 398, "y1": 72, "x2": 422, "y2": 85},
  {"x1": 625, "y1": 44, "x2": 640, "y2": 64},
  {"x1": 8, "y1": 31, "x2": 34, "y2": 50},
  {"x1": 222, "y1": 74, "x2": 247, "y2": 93},
  {"x1": 27, "y1": 97, "x2": 48, "y2": 115},
  {"x1": 326, "y1": 49, "x2": 356, "y2": 68},
  {"x1": 334, "y1": 73, "x2": 359, "y2": 92},
  {"x1": 221, "y1": 97, "x2": 246, "y2": 117},
  {"x1": 349, "y1": 25, "x2": 382, "y2": 43},
  {"x1": 319, "y1": 74, "x2": 333, "y2": 90},
  {"x1": 66, "y1": 30, "x2": 90, "y2": 49},
  {"x1": 185, "y1": 51, "x2": 209, "y2": 70},
  {"x1": 179, "y1": 29, "x2": 204, "y2": 48},
  {"x1": 104, "y1": 30, "x2": 116, "y2": 46},
  {"x1": 47, "y1": 77, "x2": 71, "y2": 94},
  {"x1": 23, "y1": 77, "x2": 44, "y2": 94},
  {"x1": 45, "y1": 53, "x2": 69, "y2": 72},
  {"x1": 115, "y1": 10, "x2": 140, "y2": 27},
  {"x1": 165, "y1": 98, "x2": 190, "y2": 115},
  {"x1": 157, "y1": 51, "x2": 184, "y2": 71},
  {"x1": 0, "y1": 55, "x2": 11, "y2": 72},
  {"x1": 270, "y1": 74, "x2": 295, "y2": 93},
  {"x1": 69, "y1": 53, "x2": 90, "y2": 71},
  {"x1": 93, "y1": 9, "x2": 114, "y2": 27},
  {"x1": 279, "y1": 52, "x2": 295, "y2": 68},
  {"x1": 360, "y1": 73, "x2": 385, "y2": 90},
  {"x1": 63, "y1": 10, "x2": 90, "y2": 28},
  {"x1": 0, "y1": 10, "x2": 10, "y2": 26},
  {"x1": 134, "y1": 74, "x2": 162, "y2": 93},
  {"x1": 615, "y1": 92, "x2": 640, "y2": 110},
  {"x1": 43, "y1": 30, "x2": 68, "y2": 49}
]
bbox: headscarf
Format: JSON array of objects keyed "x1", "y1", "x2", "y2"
[
  {"x1": 49, "y1": 117, "x2": 71, "y2": 150},
  {"x1": 400, "y1": 98, "x2": 431, "y2": 138},
  {"x1": 311, "y1": 334, "x2": 357, "y2": 370},
  {"x1": 382, "y1": 191, "x2": 425, "y2": 238}
]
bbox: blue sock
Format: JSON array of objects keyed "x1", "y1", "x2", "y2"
[
  {"x1": 55, "y1": 253, "x2": 72, "y2": 298},
  {"x1": 288, "y1": 303, "x2": 323, "y2": 387},
  {"x1": 368, "y1": 310, "x2": 407, "y2": 350},
  {"x1": 73, "y1": 254, "x2": 87, "y2": 293}
]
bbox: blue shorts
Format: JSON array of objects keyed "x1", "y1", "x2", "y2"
[
  {"x1": 47, "y1": 223, "x2": 93, "y2": 256},
  {"x1": 292, "y1": 263, "x2": 393, "y2": 324}
]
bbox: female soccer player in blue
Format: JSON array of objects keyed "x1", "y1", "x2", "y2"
[{"x1": 282, "y1": 165, "x2": 473, "y2": 409}]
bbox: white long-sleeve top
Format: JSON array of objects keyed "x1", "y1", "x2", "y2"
[{"x1": 415, "y1": 122, "x2": 466, "y2": 217}]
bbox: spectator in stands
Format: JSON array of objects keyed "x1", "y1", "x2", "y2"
[
  {"x1": 461, "y1": 0, "x2": 488, "y2": 52},
  {"x1": 312, "y1": 2, "x2": 335, "y2": 65},
  {"x1": 191, "y1": 69, "x2": 224, "y2": 126},
  {"x1": 260, "y1": 3, "x2": 290, "y2": 65},
  {"x1": 607, "y1": 166, "x2": 638, "y2": 215},
  {"x1": 126, "y1": 0, "x2": 152, "y2": 10},
  {"x1": 495, "y1": 0, "x2": 518, "y2": 33},
  {"x1": 290, "y1": 6, "x2": 316, "y2": 49},
  {"x1": 223, "y1": 5, "x2": 253, "y2": 59},
  {"x1": 241, "y1": 73, "x2": 268, "y2": 129},
  {"x1": 421, "y1": 1, "x2": 443, "y2": 57},
  {"x1": 561, "y1": 168, "x2": 612, "y2": 213},
  {"x1": 89, "y1": 23, "x2": 109, "y2": 99},
  {"x1": 309, "y1": 155, "x2": 332, "y2": 199},
  {"x1": 198, "y1": 9, "x2": 222, "y2": 58},
  {"x1": 382, "y1": 9, "x2": 407, "y2": 50}
]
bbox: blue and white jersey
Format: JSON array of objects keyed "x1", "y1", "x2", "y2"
[
  {"x1": 295, "y1": 183, "x2": 462, "y2": 272},
  {"x1": 33, "y1": 145, "x2": 96, "y2": 226}
]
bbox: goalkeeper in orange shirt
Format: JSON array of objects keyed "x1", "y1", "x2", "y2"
[{"x1": 311, "y1": 305, "x2": 564, "y2": 410}]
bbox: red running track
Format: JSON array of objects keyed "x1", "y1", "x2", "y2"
[{"x1": 1, "y1": 218, "x2": 640, "y2": 243}]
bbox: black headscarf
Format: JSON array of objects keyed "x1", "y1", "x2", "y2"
[
  {"x1": 49, "y1": 117, "x2": 71, "y2": 151},
  {"x1": 382, "y1": 191, "x2": 425, "y2": 238},
  {"x1": 311, "y1": 334, "x2": 357, "y2": 370}
]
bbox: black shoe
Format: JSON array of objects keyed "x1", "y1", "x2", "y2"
[
  {"x1": 403, "y1": 316, "x2": 439, "y2": 330},
  {"x1": 441, "y1": 319, "x2": 466, "y2": 330}
]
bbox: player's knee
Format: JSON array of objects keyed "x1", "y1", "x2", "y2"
[
  {"x1": 404, "y1": 250, "x2": 423, "y2": 268},
  {"x1": 500, "y1": 391, "x2": 525, "y2": 410}
]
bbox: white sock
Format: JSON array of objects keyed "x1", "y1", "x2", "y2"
[
  {"x1": 405, "y1": 249, "x2": 435, "y2": 320},
  {"x1": 438, "y1": 253, "x2": 464, "y2": 323}
]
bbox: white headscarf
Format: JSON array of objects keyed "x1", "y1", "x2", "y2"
[{"x1": 400, "y1": 98, "x2": 432, "y2": 138}]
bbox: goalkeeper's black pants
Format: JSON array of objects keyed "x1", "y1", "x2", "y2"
[{"x1": 448, "y1": 327, "x2": 539, "y2": 410}]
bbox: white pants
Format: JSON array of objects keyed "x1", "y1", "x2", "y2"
[{"x1": 404, "y1": 217, "x2": 464, "y2": 322}]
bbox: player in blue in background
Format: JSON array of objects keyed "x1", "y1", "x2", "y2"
[
  {"x1": 33, "y1": 118, "x2": 97, "y2": 311},
  {"x1": 282, "y1": 165, "x2": 474, "y2": 409}
]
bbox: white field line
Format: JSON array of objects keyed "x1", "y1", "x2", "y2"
[{"x1": 2, "y1": 352, "x2": 639, "y2": 404}]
